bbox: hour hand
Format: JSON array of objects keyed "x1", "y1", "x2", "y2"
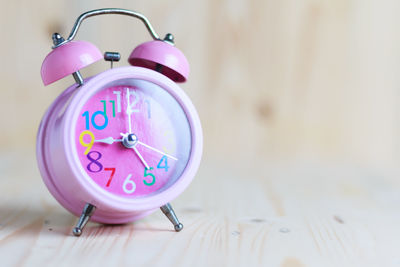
[{"x1": 94, "y1": 137, "x2": 122, "y2": 144}]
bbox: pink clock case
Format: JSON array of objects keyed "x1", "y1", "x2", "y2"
[{"x1": 36, "y1": 66, "x2": 203, "y2": 224}]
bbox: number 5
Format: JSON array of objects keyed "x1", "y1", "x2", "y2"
[{"x1": 143, "y1": 167, "x2": 155, "y2": 186}]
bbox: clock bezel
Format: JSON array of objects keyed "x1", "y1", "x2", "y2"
[{"x1": 63, "y1": 66, "x2": 202, "y2": 213}]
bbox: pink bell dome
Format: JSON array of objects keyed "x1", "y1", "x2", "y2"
[
  {"x1": 41, "y1": 41, "x2": 102, "y2": 85},
  {"x1": 128, "y1": 40, "x2": 189, "y2": 83}
]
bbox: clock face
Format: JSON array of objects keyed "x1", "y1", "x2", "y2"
[{"x1": 75, "y1": 79, "x2": 192, "y2": 198}]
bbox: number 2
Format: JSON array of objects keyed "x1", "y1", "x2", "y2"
[{"x1": 127, "y1": 89, "x2": 140, "y2": 113}]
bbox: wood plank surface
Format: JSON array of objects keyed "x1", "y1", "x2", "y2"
[{"x1": 1, "y1": 149, "x2": 399, "y2": 267}]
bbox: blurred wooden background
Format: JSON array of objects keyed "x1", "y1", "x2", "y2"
[
  {"x1": 1, "y1": 0, "x2": 400, "y2": 168},
  {"x1": 2, "y1": 1, "x2": 400, "y2": 266}
]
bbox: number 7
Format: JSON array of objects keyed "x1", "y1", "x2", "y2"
[{"x1": 104, "y1": 168, "x2": 116, "y2": 187}]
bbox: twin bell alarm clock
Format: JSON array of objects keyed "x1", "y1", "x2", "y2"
[{"x1": 37, "y1": 8, "x2": 203, "y2": 236}]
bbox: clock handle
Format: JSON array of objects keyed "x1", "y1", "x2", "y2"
[
  {"x1": 160, "y1": 203, "x2": 183, "y2": 232},
  {"x1": 41, "y1": 8, "x2": 189, "y2": 85},
  {"x1": 53, "y1": 8, "x2": 160, "y2": 49},
  {"x1": 72, "y1": 203, "x2": 96, "y2": 236}
]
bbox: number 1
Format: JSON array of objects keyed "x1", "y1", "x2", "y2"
[
  {"x1": 144, "y1": 99, "x2": 151, "y2": 119},
  {"x1": 101, "y1": 100, "x2": 106, "y2": 115},
  {"x1": 82, "y1": 111, "x2": 90, "y2": 130},
  {"x1": 113, "y1": 91, "x2": 121, "y2": 113},
  {"x1": 110, "y1": 100, "x2": 116, "y2": 117}
]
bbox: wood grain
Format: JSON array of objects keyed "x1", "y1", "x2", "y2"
[{"x1": 1, "y1": 150, "x2": 400, "y2": 266}]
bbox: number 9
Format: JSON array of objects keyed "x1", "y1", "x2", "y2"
[{"x1": 79, "y1": 130, "x2": 95, "y2": 155}]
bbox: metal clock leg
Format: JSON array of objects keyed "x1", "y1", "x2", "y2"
[
  {"x1": 160, "y1": 203, "x2": 183, "y2": 232},
  {"x1": 72, "y1": 71, "x2": 84, "y2": 86},
  {"x1": 72, "y1": 203, "x2": 96, "y2": 236}
]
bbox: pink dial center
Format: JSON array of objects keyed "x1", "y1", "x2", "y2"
[{"x1": 75, "y1": 81, "x2": 191, "y2": 198}]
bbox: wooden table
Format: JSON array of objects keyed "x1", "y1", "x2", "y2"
[{"x1": 1, "y1": 149, "x2": 399, "y2": 267}]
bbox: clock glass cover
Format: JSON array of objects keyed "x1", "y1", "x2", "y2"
[{"x1": 75, "y1": 79, "x2": 192, "y2": 198}]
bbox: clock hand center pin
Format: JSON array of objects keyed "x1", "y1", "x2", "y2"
[
  {"x1": 121, "y1": 133, "x2": 138, "y2": 148},
  {"x1": 121, "y1": 133, "x2": 150, "y2": 169}
]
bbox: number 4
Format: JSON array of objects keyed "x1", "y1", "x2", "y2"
[{"x1": 157, "y1": 156, "x2": 169, "y2": 172}]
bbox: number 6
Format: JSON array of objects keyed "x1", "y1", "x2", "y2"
[{"x1": 123, "y1": 174, "x2": 136, "y2": 194}]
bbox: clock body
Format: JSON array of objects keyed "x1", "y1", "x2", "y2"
[{"x1": 36, "y1": 66, "x2": 203, "y2": 224}]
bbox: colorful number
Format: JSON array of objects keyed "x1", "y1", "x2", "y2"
[
  {"x1": 87, "y1": 151, "x2": 103, "y2": 172},
  {"x1": 104, "y1": 167, "x2": 116, "y2": 187},
  {"x1": 157, "y1": 156, "x2": 169, "y2": 172},
  {"x1": 113, "y1": 90, "x2": 121, "y2": 112},
  {"x1": 143, "y1": 167, "x2": 156, "y2": 186},
  {"x1": 82, "y1": 111, "x2": 90, "y2": 130},
  {"x1": 101, "y1": 100, "x2": 106, "y2": 115},
  {"x1": 79, "y1": 130, "x2": 95, "y2": 155},
  {"x1": 101, "y1": 100, "x2": 116, "y2": 117},
  {"x1": 82, "y1": 111, "x2": 108, "y2": 130},
  {"x1": 92, "y1": 111, "x2": 108, "y2": 130},
  {"x1": 123, "y1": 174, "x2": 136, "y2": 194},
  {"x1": 110, "y1": 100, "x2": 116, "y2": 117}
]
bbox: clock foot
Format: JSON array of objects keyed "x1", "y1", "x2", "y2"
[
  {"x1": 160, "y1": 203, "x2": 183, "y2": 232},
  {"x1": 72, "y1": 203, "x2": 96, "y2": 236}
]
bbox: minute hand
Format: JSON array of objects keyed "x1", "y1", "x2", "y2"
[
  {"x1": 137, "y1": 141, "x2": 178, "y2": 161},
  {"x1": 126, "y1": 88, "x2": 132, "y2": 133}
]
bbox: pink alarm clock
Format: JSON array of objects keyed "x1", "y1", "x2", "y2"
[{"x1": 37, "y1": 8, "x2": 202, "y2": 236}]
